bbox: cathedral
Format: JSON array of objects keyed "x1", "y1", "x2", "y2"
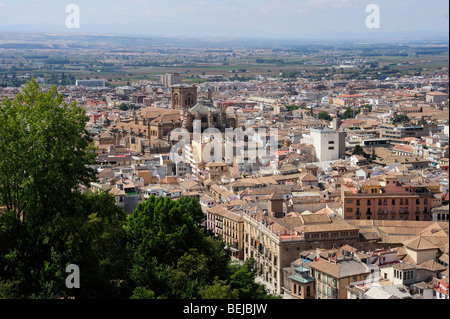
[
  {"x1": 113, "y1": 84, "x2": 237, "y2": 154},
  {"x1": 172, "y1": 84, "x2": 237, "y2": 133}
]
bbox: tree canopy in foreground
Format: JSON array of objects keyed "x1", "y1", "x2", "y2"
[{"x1": 0, "y1": 79, "x2": 279, "y2": 299}]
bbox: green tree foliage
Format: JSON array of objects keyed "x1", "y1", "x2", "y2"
[
  {"x1": 119, "y1": 103, "x2": 129, "y2": 111},
  {"x1": 390, "y1": 114, "x2": 410, "y2": 124},
  {"x1": 285, "y1": 105, "x2": 299, "y2": 112},
  {"x1": 0, "y1": 78, "x2": 96, "y2": 217},
  {"x1": 130, "y1": 287, "x2": 156, "y2": 299},
  {"x1": 124, "y1": 196, "x2": 230, "y2": 299},
  {"x1": 125, "y1": 196, "x2": 208, "y2": 267},
  {"x1": 0, "y1": 81, "x2": 280, "y2": 299},
  {"x1": 61, "y1": 191, "x2": 128, "y2": 299},
  {"x1": 0, "y1": 79, "x2": 127, "y2": 299},
  {"x1": 199, "y1": 277, "x2": 239, "y2": 299},
  {"x1": 227, "y1": 258, "x2": 278, "y2": 299},
  {"x1": 0, "y1": 280, "x2": 22, "y2": 299},
  {"x1": 352, "y1": 144, "x2": 366, "y2": 156},
  {"x1": 167, "y1": 249, "x2": 211, "y2": 298},
  {"x1": 341, "y1": 106, "x2": 360, "y2": 119},
  {"x1": 318, "y1": 111, "x2": 332, "y2": 121},
  {"x1": 368, "y1": 149, "x2": 377, "y2": 163},
  {"x1": 124, "y1": 196, "x2": 278, "y2": 300}
]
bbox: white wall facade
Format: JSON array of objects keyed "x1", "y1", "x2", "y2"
[{"x1": 310, "y1": 129, "x2": 341, "y2": 162}]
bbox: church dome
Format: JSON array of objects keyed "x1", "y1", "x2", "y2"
[{"x1": 189, "y1": 97, "x2": 220, "y2": 114}]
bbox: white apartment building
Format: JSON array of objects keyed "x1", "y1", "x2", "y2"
[
  {"x1": 76, "y1": 79, "x2": 106, "y2": 88},
  {"x1": 307, "y1": 128, "x2": 346, "y2": 162}
]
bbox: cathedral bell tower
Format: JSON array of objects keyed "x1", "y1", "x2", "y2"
[{"x1": 171, "y1": 84, "x2": 197, "y2": 110}]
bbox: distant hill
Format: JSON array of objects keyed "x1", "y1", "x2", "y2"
[{"x1": 0, "y1": 31, "x2": 448, "y2": 50}]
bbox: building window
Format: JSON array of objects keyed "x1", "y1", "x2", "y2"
[{"x1": 328, "y1": 147, "x2": 335, "y2": 150}]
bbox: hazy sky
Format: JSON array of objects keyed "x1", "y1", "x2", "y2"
[{"x1": 0, "y1": 0, "x2": 448, "y2": 39}]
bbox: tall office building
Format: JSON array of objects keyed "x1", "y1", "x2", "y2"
[{"x1": 161, "y1": 73, "x2": 182, "y2": 88}]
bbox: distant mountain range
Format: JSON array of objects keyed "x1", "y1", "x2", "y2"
[{"x1": 0, "y1": 29, "x2": 448, "y2": 50}]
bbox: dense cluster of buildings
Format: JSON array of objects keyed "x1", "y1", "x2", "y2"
[{"x1": 1, "y1": 70, "x2": 448, "y2": 300}]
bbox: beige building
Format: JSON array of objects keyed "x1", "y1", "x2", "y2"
[
  {"x1": 204, "y1": 162, "x2": 232, "y2": 181},
  {"x1": 425, "y1": 92, "x2": 448, "y2": 104},
  {"x1": 206, "y1": 203, "x2": 245, "y2": 260},
  {"x1": 242, "y1": 194, "x2": 360, "y2": 295},
  {"x1": 161, "y1": 73, "x2": 182, "y2": 88},
  {"x1": 308, "y1": 257, "x2": 370, "y2": 299},
  {"x1": 341, "y1": 176, "x2": 434, "y2": 221},
  {"x1": 403, "y1": 236, "x2": 439, "y2": 265}
]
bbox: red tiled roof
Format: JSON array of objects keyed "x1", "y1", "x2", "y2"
[{"x1": 393, "y1": 144, "x2": 413, "y2": 153}]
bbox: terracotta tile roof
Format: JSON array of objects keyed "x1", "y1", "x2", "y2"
[
  {"x1": 403, "y1": 236, "x2": 438, "y2": 251},
  {"x1": 309, "y1": 258, "x2": 369, "y2": 279},
  {"x1": 296, "y1": 217, "x2": 359, "y2": 234},
  {"x1": 140, "y1": 107, "x2": 180, "y2": 119},
  {"x1": 419, "y1": 259, "x2": 448, "y2": 272},
  {"x1": 400, "y1": 254, "x2": 417, "y2": 264},
  {"x1": 393, "y1": 144, "x2": 413, "y2": 153},
  {"x1": 416, "y1": 222, "x2": 448, "y2": 237},
  {"x1": 439, "y1": 253, "x2": 449, "y2": 265},
  {"x1": 299, "y1": 172, "x2": 319, "y2": 182},
  {"x1": 300, "y1": 213, "x2": 331, "y2": 225},
  {"x1": 267, "y1": 192, "x2": 284, "y2": 201},
  {"x1": 150, "y1": 113, "x2": 180, "y2": 124}
]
